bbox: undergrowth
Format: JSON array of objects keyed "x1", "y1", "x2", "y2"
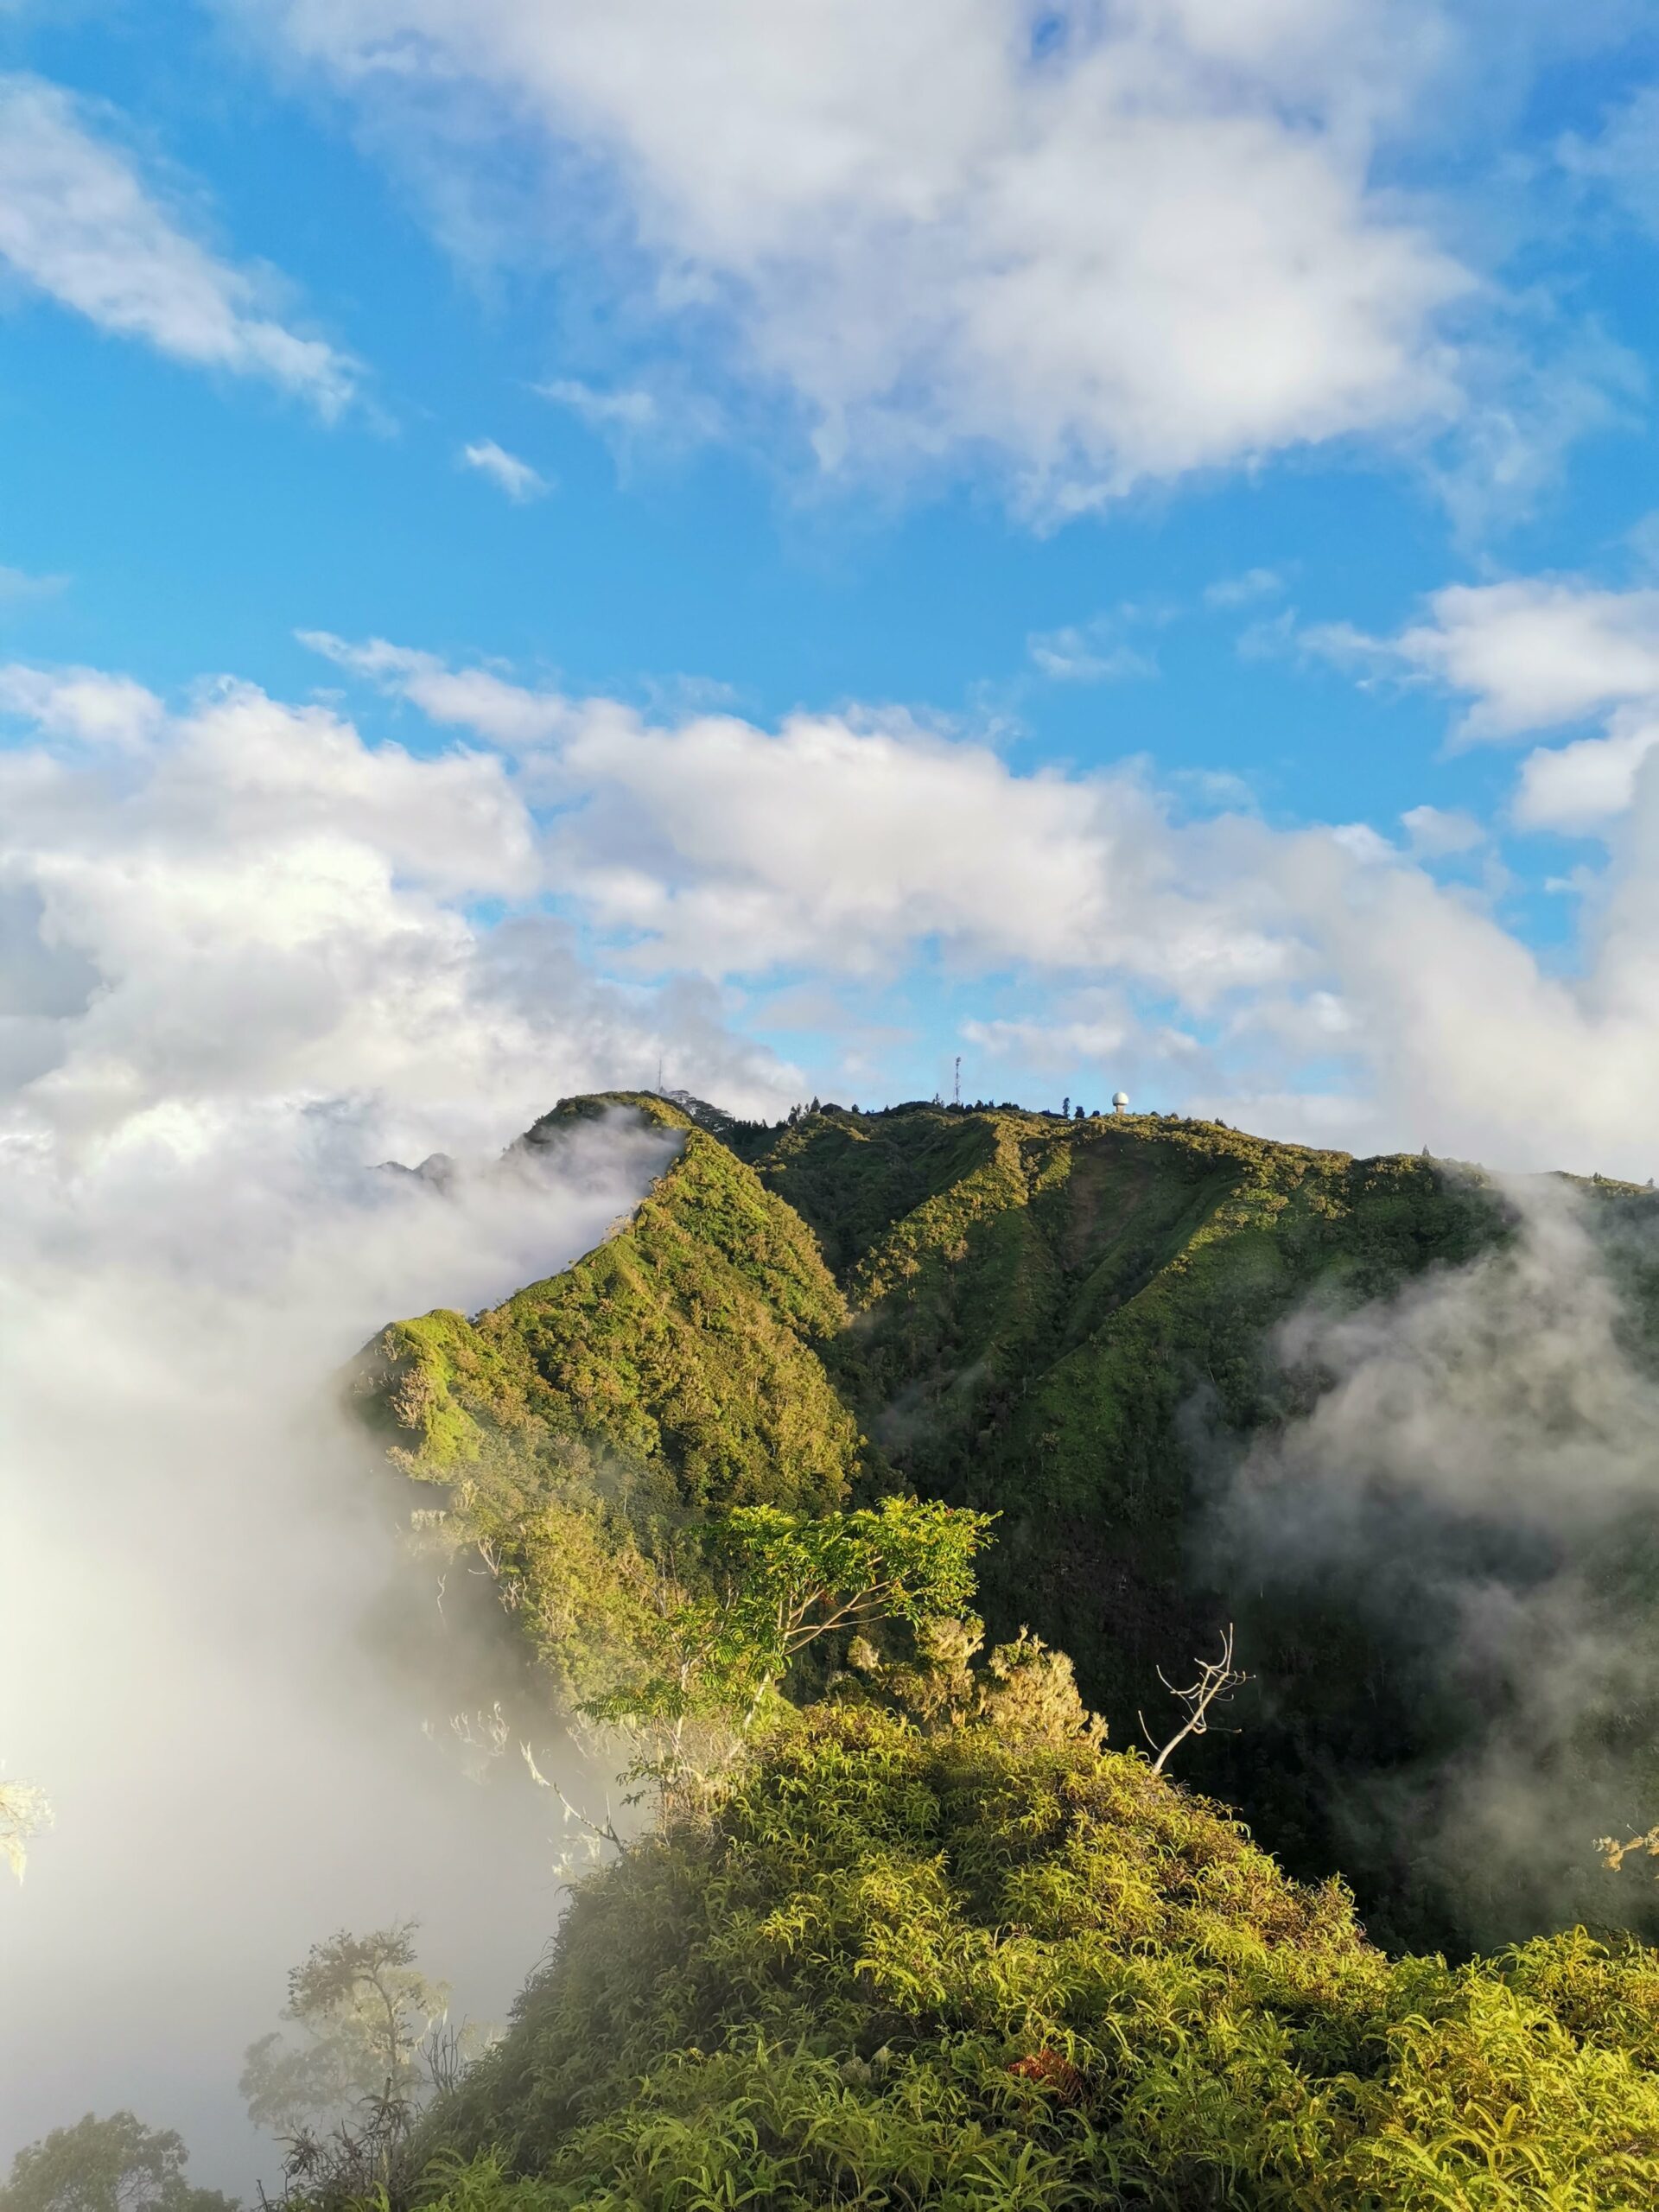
[{"x1": 404, "y1": 1703, "x2": 1659, "y2": 2211}]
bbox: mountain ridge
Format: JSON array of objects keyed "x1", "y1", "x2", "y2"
[{"x1": 355, "y1": 1091, "x2": 1659, "y2": 1951}]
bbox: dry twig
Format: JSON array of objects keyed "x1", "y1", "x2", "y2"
[{"x1": 1140, "y1": 1624, "x2": 1249, "y2": 1774}]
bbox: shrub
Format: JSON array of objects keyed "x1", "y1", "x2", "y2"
[{"x1": 412, "y1": 1706, "x2": 1659, "y2": 2209}]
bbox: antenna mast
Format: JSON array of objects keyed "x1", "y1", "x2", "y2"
[{"x1": 954, "y1": 1054, "x2": 962, "y2": 1107}]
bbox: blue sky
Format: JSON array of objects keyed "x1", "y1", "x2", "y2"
[{"x1": 8, "y1": 2, "x2": 1659, "y2": 1171}]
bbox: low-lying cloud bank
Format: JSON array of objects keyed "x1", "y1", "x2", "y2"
[
  {"x1": 0, "y1": 1103, "x2": 678, "y2": 2186},
  {"x1": 1218, "y1": 1175, "x2": 1659, "y2": 1946}
]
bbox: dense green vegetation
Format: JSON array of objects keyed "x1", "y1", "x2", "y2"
[
  {"x1": 356, "y1": 1094, "x2": 1659, "y2": 1952},
  {"x1": 411, "y1": 1689, "x2": 1659, "y2": 2211}
]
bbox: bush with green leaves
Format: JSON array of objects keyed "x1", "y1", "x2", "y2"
[{"x1": 410, "y1": 1700, "x2": 1659, "y2": 2211}]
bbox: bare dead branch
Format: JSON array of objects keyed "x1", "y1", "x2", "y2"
[{"x1": 1139, "y1": 1624, "x2": 1249, "y2": 1775}]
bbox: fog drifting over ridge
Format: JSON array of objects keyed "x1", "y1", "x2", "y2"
[
  {"x1": 1218, "y1": 1173, "x2": 1659, "y2": 1947},
  {"x1": 0, "y1": 1099, "x2": 679, "y2": 2189}
]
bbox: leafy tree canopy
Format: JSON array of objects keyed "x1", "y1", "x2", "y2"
[
  {"x1": 0, "y1": 2114, "x2": 234, "y2": 2212},
  {"x1": 241, "y1": 1925, "x2": 450, "y2": 2139},
  {"x1": 587, "y1": 1496, "x2": 995, "y2": 1737}
]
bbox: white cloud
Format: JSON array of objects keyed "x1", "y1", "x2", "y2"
[
  {"x1": 306, "y1": 631, "x2": 1287, "y2": 992},
  {"x1": 537, "y1": 378, "x2": 658, "y2": 431},
  {"x1": 0, "y1": 661, "x2": 164, "y2": 747},
  {"x1": 31, "y1": 633, "x2": 1659, "y2": 1186},
  {"x1": 0, "y1": 661, "x2": 791, "y2": 1147},
  {"x1": 296, "y1": 632, "x2": 1659, "y2": 1174},
  {"x1": 300, "y1": 631, "x2": 570, "y2": 747},
  {"x1": 460, "y1": 437, "x2": 550, "y2": 501},
  {"x1": 1513, "y1": 710, "x2": 1659, "y2": 833},
  {"x1": 239, "y1": 0, "x2": 1473, "y2": 505},
  {"x1": 1330, "y1": 822, "x2": 1396, "y2": 864},
  {"x1": 549, "y1": 701, "x2": 1289, "y2": 996},
  {"x1": 1318, "y1": 576, "x2": 1659, "y2": 836},
  {"x1": 0, "y1": 74, "x2": 358, "y2": 413},
  {"x1": 529, "y1": 675, "x2": 1659, "y2": 1176},
  {"x1": 962, "y1": 1010, "x2": 1130, "y2": 1071},
  {"x1": 1314, "y1": 579, "x2": 1659, "y2": 741}
]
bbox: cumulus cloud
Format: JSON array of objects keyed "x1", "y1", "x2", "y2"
[
  {"x1": 1513, "y1": 710, "x2": 1659, "y2": 834},
  {"x1": 0, "y1": 661, "x2": 164, "y2": 747},
  {"x1": 1401, "y1": 802, "x2": 1484, "y2": 855},
  {"x1": 0, "y1": 662, "x2": 792, "y2": 1148},
  {"x1": 1313, "y1": 579, "x2": 1659, "y2": 741},
  {"x1": 1314, "y1": 576, "x2": 1659, "y2": 835},
  {"x1": 28, "y1": 631, "x2": 1659, "y2": 1185},
  {"x1": 233, "y1": 0, "x2": 1476, "y2": 506},
  {"x1": 297, "y1": 626, "x2": 1659, "y2": 1180},
  {"x1": 460, "y1": 437, "x2": 550, "y2": 501},
  {"x1": 298, "y1": 630, "x2": 1285, "y2": 991},
  {"x1": 0, "y1": 74, "x2": 358, "y2": 413}
]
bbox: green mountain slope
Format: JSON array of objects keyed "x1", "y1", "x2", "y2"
[
  {"x1": 360, "y1": 1095, "x2": 856, "y2": 1512},
  {"x1": 356, "y1": 1094, "x2": 1656, "y2": 1947},
  {"x1": 747, "y1": 1106, "x2": 1497, "y2": 1638},
  {"x1": 351, "y1": 1096, "x2": 860, "y2": 1704}
]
